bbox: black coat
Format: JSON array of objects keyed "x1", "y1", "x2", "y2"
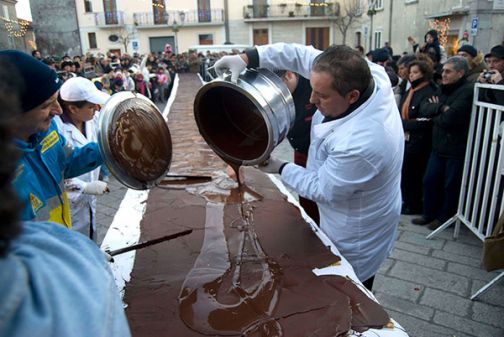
[
  {"x1": 286, "y1": 76, "x2": 317, "y2": 154},
  {"x1": 419, "y1": 78, "x2": 474, "y2": 159},
  {"x1": 400, "y1": 80, "x2": 440, "y2": 155}
]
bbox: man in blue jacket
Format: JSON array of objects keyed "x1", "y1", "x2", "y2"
[
  {"x1": 0, "y1": 57, "x2": 131, "y2": 337},
  {"x1": 0, "y1": 50, "x2": 104, "y2": 229}
]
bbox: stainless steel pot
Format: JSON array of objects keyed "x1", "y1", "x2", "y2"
[
  {"x1": 98, "y1": 92, "x2": 172, "y2": 190},
  {"x1": 193, "y1": 68, "x2": 295, "y2": 166}
]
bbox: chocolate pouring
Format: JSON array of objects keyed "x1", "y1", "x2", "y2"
[{"x1": 122, "y1": 73, "x2": 390, "y2": 337}]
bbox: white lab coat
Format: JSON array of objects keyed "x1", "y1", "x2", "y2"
[
  {"x1": 257, "y1": 43, "x2": 404, "y2": 281},
  {"x1": 55, "y1": 115, "x2": 101, "y2": 239}
]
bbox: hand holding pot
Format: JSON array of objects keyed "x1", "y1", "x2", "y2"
[
  {"x1": 214, "y1": 55, "x2": 247, "y2": 83},
  {"x1": 258, "y1": 156, "x2": 288, "y2": 174}
]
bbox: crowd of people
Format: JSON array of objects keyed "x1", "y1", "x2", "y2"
[
  {"x1": 353, "y1": 32, "x2": 504, "y2": 231},
  {"x1": 0, "y1": 29, "x2": 503, "y2": 336},
  {"x1": 31, "y1": 44, "x2": 242, "y2": 104}
]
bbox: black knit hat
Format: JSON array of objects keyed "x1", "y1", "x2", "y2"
[
  {"x1": 0, "y1": 50, "x2": 62, "y2": 112},
  {"x1": 371, "y1": 48, "x2": 390, "y2": 63},
  {"x1": 485, "y1": 45, "x2": 504, "y2": 60},
  {"x1": 458, "y1": 44, "x2": 477, "y2": 58}
]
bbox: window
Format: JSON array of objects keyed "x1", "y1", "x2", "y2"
[
  {"x1": 198, "y1": 0, "x2": 211, "y2": 22},
  {"x1": 199, "y1": 34, "x2": 213, "y2": 45},
  {"x1": 84, "y1": 0, "x2": 93, "y2": 13},
  {"x1": 374, "y1": 31, "x2": 382, "y2": 49},
  {"x1": 405, "y1": 0, "x2": 418, "y2": 3},
  {"x1": 88, "y1": 32, "x2": 97, "y2": 49},
  {"x1": 2, "y1": 5, "x2": 10, "y2": 20},
  {"x1": 153, "y1": 0, "x2": 167, "y2": 24}
]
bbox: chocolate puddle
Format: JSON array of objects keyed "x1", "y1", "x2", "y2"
[{"x1": 179, "y1": 171, "x2": 283, "y2": 336}]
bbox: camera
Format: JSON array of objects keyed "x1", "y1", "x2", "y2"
[{"x1": 483, "y1": 70, "x2": 493, "y2": 81}]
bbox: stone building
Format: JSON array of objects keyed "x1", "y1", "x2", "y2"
[
  {"x1": 0, "y1": 0, "x2": 35, "y2": 52},
  {"x1": 29, "y1": 0, "x2": 82, "y2": 56},
  {"x1": 365, "y1": 0, "x2": 504, "y2": 56}
]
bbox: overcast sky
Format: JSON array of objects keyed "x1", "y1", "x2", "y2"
[{"x1": 16, "y1": 0, "x2": 32, "y2": 21}]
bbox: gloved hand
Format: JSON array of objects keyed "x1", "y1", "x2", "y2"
[
  {"x1": 214, "y1": 55, "x2": 247, "y2": 83},
  {"x1": 257, "y1": 156, "x2": 288, "y2": 174},
  {"x1": 101, "y1": 249, "x2": 114, "y2": 262},
  {"x1": 83, "y1": 181, "x2": 109, "y2": 195}
]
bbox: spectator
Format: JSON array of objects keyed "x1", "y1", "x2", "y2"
[
  {"x1": 395, "y1": 54, "x2": 417, "y2": 104},
  {"x1": 355, "y1": 45, "x2": 365, "y2": 57},
  {"x1": 457, "y1": 44, "x2": 486, "y2": 82},
  {"x1": 413, "y1": 56, "x2": 474, "y2": 230},
  {"x1": 55, "y1": 77, "x2": 110, "y2": 240},
  {"x1": 274, "y1": 70, "x2": 320, "y2": 224},
  {"x1": 458, "y1": 30, "x2": 470, "y2": 48},
  {"x1": 477, "y1": 45, "x2": 504, "y2": 105},
  {"x1": 0, "y1": 50, "x2": 103, "y2": 228},
  {"x1": 399, "y1": 59, "x2": 439, "y2": 215},
  {"x1": 384, "y1": 42, "x2": 393, "y2": 57}
]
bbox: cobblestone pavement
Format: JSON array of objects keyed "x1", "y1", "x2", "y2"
[{"x1": 96, "y1": 98, "x2": 503, "y2": 337}]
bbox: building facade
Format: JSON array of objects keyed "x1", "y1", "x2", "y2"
[
  {"x1": 29, "y1": 0, "x2": 82, "y2": 56},
  {"x1": 24, "y1": 0, "x2": 503, "y2": 57},
  {"x1": 365, "y1": 0, "x2": 504, "y2": 56},
  {"x1": 0, "y1": 0, "x2": 35, "y2": 52}
]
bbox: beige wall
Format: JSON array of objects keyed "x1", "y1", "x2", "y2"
[{"x1": 75, "y1": 0, "x2": 503, "y2": 56}]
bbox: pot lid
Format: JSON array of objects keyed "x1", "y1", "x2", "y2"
[{"x1": 98, "y1": 92, "x2": 172, "y2": 190}]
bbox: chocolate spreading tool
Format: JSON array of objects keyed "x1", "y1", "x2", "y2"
[{"x1": 107, "y1": 229, "x2": 193, "y2": 258}]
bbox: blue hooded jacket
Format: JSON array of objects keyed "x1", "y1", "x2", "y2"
[{"x1": 12, "y1": 119, "x2": 103, "y2": 228}]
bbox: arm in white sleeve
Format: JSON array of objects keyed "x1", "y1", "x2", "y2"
[{"x1": 256, "y1": 43, "x2": 323, "y2": 79}]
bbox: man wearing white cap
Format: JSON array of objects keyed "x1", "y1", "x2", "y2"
[
  {"x1": 55, "y1": 77, "x2": 110, "y2": 240},
  {"x1": 0, "y1": 50, "x2": 104, "y2": 230}
]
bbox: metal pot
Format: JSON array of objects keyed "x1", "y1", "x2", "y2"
[
  {"x1": 193, "y1": 68, "x2": 295, "y2": 166},
  {"x1": 98, "y1": 92, "x2": 172, "y2": 190}
]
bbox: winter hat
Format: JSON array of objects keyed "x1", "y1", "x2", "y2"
[
  {"x1": 371, "y1": 48, "x2": 390, "y2": 63},
  {"x1": 0, "y1": 50, "x2": 62, "y2": 113},
  {"x1": 458, "y1": 45, "x2": 477, "y2": 58},
  {"x1": 425, "y1": 30, "x2": 438, "y2": 42},
  {"x1": 485, "y1": 45, "x2": 504, "y2": 60}
]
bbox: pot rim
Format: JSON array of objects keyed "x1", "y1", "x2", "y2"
[{"x1": 98, "y1": 91, "x2": 172, "y2": 190}]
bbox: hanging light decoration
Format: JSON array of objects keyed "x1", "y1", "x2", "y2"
[{"x1": 2, "y1": 18, "x2": 30, "y2": 38}]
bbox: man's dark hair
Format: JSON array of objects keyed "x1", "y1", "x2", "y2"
[
  {"x1": 408, "y1": 60, "x2": 434, "y2": 81},
  {"x1": 0, "y1": 59, "x2": 22, "y2": 256},
  {"x1": 312, "y1": 45, "x2": 372, "y2": 95}
]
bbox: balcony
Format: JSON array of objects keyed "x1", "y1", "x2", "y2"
[
  {"x1": 95, "y1": 11, "x2": 125, "y2": 27},
  {"x1": 133, "y1": 9, "x2": 224, "y2": 28},
  {"x1": 243, "y1": 3, "x2": 339, "y2": 21}
]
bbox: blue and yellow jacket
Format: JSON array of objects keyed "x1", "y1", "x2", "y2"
[{"x1": 12, "y1": 120, "x2": 103, "y2": 228}]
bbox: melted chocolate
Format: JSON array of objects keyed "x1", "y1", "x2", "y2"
[
  {"x1": 108, "y1": 98, "x2": 172, "y2": 183},
  {"x1": 123, "y1": 74, "x2": 390, "y2": 337}
]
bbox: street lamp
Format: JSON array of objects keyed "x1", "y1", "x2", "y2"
[
  {"x1": 367, "y1": 1, "x2": 377, "y2": 51},
  {"x1": 172, "y1": 20, "x2": 179, "y2": 54}
]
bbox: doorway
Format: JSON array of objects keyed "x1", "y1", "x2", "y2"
[{"x1": 306, "y1": 27, "x2": 329, "y2": 50}]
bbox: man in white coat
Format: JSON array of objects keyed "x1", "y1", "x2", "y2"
[
  {"x1": 215, "y1": 43, "x2": 404, "y2": 289},
  {"x1": 55, "y1": 77, "x2": 110, "y2": 240}
]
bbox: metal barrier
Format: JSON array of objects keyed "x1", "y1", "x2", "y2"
[{"x1": 426, "y1": 83, "x2": 504, "y2": 299}]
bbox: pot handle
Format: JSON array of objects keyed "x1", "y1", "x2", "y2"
[{"x1": 205, "y1": 65, "x2": 235, "y2": 82}]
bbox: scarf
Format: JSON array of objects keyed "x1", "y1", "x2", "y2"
[{"x1": 401, "y1": 80, "x2": 429, "y2": 120}]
